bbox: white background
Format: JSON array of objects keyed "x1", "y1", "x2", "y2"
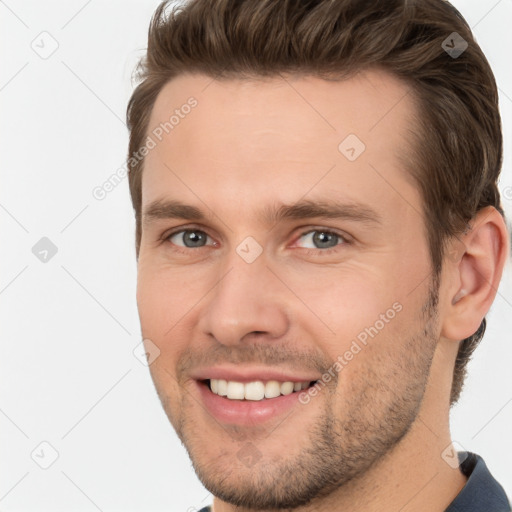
[{"x1": 1, "y1": 1, "x2": 511, "y2": 511}]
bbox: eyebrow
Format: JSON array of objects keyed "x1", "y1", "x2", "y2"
[{"x1": 142, "y1": 198, "x2": 382, "y2": 227}]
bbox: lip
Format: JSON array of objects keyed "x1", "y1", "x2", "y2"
[
  {"x1": 190, "y1": 365, "x2": 320, "y2": 383},
  {"x1": 195, "y1": 379, "x2": 313, "y2": 426}
]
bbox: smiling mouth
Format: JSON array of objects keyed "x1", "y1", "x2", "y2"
[{"x1": 202, "y1": 379, "x2": 318, "y2": 401}]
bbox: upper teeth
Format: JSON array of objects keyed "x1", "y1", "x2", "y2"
[{"x1": 209, "y1": 379, "x2": 311, "y2": 401}]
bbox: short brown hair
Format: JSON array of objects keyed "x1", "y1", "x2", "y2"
[{"x1": 126, "y1": 0, "x2": 504, "y2": 406}]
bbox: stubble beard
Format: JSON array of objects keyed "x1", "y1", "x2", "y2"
[{"x1": 157, "y1": 283, "x2": 440, "y2": 510}]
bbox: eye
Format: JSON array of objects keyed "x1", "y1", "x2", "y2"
[
  {"x1": 166, "y1": 229, "x2": 214, "y2": 248},
  {"x1": 294, "y1": 229, "x2": 348, "y2": 251},
  {"x1": 161, "y1": 227, "x2": 349, "y2": 255}
]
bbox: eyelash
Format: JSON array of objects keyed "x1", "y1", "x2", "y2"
[{"x1": 161, "y1": 225, "x2": 351, "y2": 257}]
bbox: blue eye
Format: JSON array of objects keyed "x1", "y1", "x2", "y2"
[
  {"x1": 162, "y1": 226, "x2": 350, "y2": 257},
  {"x1": 167, "y1": 229, "x2": 212, "y2": 248},
  {"x1": 295, "y1": 230, "x2": 346, "y2": 250}
]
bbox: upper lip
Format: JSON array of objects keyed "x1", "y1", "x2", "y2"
[{"x1": 190, "y1": 365, "x2": 320, "y2": 383}]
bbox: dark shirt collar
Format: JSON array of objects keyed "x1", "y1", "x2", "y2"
[{"x1": 445, "y1": 451, "x2": 510, "y2": 511}]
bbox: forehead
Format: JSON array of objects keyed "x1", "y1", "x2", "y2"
[{"x1": 141, "y1": 70, "x2": 420, "y2": 221}]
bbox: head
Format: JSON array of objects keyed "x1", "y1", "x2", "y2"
[{"x1": 127, "y1": 0, "x2": 508, "y2": 508}]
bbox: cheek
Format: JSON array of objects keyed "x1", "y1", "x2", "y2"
[
  {"x1": 286, "y1": 266, "x2": 397, "y2": 335},
  {"x1": 136, "y1": 264, "x2": 198, "y2": 355},
  {"x1": 284, "y1": 264, "x2": 420, "y2": 370},
  {"x1": 137, "y1": 269, "x2": 192, "y2": 412}
]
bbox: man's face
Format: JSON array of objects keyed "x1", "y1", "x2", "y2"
[{"x1": 136, "y1": 70, "x2": 441, "y2": 508}]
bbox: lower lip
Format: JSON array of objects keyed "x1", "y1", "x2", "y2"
[{"x1": 196, "y1": 381, "x2": 309, "y2": 426}]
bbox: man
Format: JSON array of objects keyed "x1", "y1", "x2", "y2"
[{"x1": 126, "y1": 0, "x2": 511, "y2": 510}]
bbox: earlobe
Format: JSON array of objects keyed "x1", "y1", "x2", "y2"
[{"x1": 441, "y1": 206, "x2": 509, "y2": 341}]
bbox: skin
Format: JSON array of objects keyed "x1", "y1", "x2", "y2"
[{"x1": 135, "y1": 70, "x2": 509, "y2": 511}]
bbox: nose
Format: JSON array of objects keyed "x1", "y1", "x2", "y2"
[{"x1": 197, "y1": 253, "x2": 290, "y2": 346}]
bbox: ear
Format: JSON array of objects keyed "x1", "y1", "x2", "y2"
[{"x1": 441, "y1": 206, "x2": 510, "y2": 341}]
